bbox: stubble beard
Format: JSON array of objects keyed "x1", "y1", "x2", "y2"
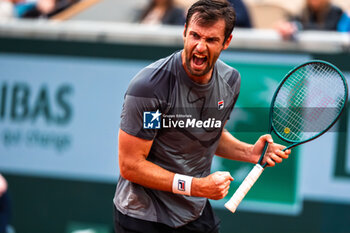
[{"x1": 185, "y1": 54, "x2": 213, "y2": 78}]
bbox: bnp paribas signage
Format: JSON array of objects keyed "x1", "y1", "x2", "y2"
[
  {"x1": 0, "y1": 53, "x2": 138, "y2": 182},
  {"x1": 0, "y1": 81, "x2": 74, "y2": 153}
]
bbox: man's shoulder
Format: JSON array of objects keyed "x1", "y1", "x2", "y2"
[
  {"x1": 215, "y1": 59, "x2": 241, "y2": 89},
  {"x1": 126, "y1": 52, "x2": 180, "y2": 98},
  {"x1": 329, "y1": 4, "x2": 344, "y2": 14}
]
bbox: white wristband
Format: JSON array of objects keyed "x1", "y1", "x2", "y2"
[{"x1": 172, "y1": 173, "x2": 193, "y2": 196}]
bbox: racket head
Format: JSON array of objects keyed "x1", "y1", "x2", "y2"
[{"x1": 269, "y1": 60, "x2": 348, "y2": 146}]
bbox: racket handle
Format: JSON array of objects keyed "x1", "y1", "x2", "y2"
[{"x1": 224, "y1": 164, "x2": 264, "y2": 213}]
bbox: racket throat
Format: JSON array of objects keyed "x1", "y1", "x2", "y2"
[{"x1": 258, "y1": 141, "x2": 269, "y2": 166}]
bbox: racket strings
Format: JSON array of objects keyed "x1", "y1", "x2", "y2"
[
  {"x1": 272, "y1": 62, "x2": 346, "y2": 142},
  {"x1": 276, "y1": 65, "x2": 342, "y2": 138},
  {"x1": 305, "y1": 65, "x2": 343, "y2": 108}
]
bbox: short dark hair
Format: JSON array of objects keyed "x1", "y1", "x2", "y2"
[{"x1": 185, "y1": 0, "x2": 236, "y2": 42}]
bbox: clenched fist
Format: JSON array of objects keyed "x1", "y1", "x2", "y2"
[{"x1": 192, "y1": 171, "x2": 233, "y2": 200}]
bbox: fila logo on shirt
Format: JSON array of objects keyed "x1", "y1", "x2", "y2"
[{"x1": 218, "y1": 100, "x2": 224, "y2": 110}]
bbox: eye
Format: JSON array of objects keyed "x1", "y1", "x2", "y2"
[
  {"x1": 207, "y1": 37, "x2": 219, "y2": 43},
  {"x1": 190, "y1": 32, "x2": 200, "y2": 40}
]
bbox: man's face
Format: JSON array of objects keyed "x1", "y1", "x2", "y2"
[
  {"x1": 307, "y1": 0, "x2": 329, "y2": 11},
  {"x1": 182, "y1": 14, "x2": 232, "y2": 83}
]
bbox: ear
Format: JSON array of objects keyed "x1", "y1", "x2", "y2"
[
  {"x1": 223, "y1": 34, "x2": 233, "y2": 50},
  {"x1": 183, "y1": 24, "x2": 187, "y2": 39}
]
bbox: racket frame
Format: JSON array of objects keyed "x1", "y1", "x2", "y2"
[
  {"x1": 226, "y1": 60, "x2": 348, "y2": 213},
  {"x1": 265, "y1": 60, "x2": 348, "y2": 155}
]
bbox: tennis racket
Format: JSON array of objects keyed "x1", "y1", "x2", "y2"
[{"x1": 224, "y1": 60, "x2": 348, "y2": 213}]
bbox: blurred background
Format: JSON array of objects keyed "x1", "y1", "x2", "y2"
[{"x1": 0, "y1": 0, "x2": 349, "y2": 232}]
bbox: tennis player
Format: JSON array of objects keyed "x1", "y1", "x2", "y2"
[{"x1": 113, "y1": 0, "x2": 291, "y2": 232}]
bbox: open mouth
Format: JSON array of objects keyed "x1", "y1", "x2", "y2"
[{"x1": 192, "y1": 54, "x2": 207, "y2": 67}]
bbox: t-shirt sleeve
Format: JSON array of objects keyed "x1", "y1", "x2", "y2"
[
  {"x1": 120, "y1": 93, "x2": 161, "y2": 141},
  {"x1": 120, "y1": 55, "x2": 177, "y2": 140},
  {"x1": 120, "y1": 66, "x2": 167, "y2": 140}
]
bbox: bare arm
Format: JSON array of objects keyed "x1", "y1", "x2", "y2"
[
  {"x1": 119, "y1": 129, "x2": 233, "y2": 200},
  {"x1": 119, "y1": 129, "x2": 174, "y2": 192},
  {"x1": 215, "y1": 129, "x2": 258, "y2": 163},
  {"x1": 215, "y1": 129, "x2": 291, "y2": 166}
]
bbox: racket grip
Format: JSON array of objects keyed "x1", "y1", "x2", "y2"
[{"x1": 224, "y1": 164, "x2": 264, "y2": 213}]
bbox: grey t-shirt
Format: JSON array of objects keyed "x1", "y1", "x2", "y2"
[{"x1": 114, "y1": 50, "x2": 240, "y2": 228}]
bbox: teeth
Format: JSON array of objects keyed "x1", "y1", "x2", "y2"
[{"x1": 194, "y1": 54, "x2": 206, "y2": 59}]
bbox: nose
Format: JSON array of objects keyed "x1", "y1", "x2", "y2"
[{"x1": 196, "y1": 40, "x2": 207, "y2": 53}]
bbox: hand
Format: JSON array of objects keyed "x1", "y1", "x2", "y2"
[
  {"x1": 275, "y1": 21, "x2": 298, "y2": 41},
  {"x1": 192, "y1": 171, "x2": 233, "y2": 200},
  {"x1": 37, "y1": 0, "x2": 56, "y2": 15},
  {"x1": 252, "y1": 134, "x2": 291, "y2": 167}
]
